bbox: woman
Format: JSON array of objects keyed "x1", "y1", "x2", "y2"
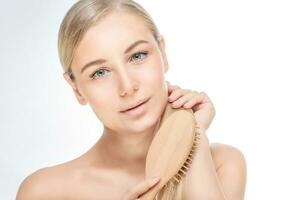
[{"x1": 16, "y1": 0, "x2": 247, "y2": 199}]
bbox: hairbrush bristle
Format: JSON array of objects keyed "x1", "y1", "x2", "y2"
[
  {"x1": 169, "y1": 122, "x2": 202, "y2": 185},
  {"x1": 140, "y1": 104, "x2": 205, "y2": 200}
]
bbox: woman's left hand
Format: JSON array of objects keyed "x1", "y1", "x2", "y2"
[{"x1": 166, "y1": 81, "x2": 216, "y2": 131}]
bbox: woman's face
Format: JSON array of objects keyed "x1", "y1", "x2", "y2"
[{"x1": 64, "y1": 11, "x2": 169, "y2": 134}]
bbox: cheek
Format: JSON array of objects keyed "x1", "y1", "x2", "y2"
[
  {"x1": 138, "y1": 58, "x2": 168, "y2": 108},
  {"x1": 85, "y1": 87, "x2": 119, "y2": 127},
  {"x1": 81, "y1": 84, "x2": 118, "y2": 113},
  {"x1": 138, "y1": 57, "x2": 165, "y2": 87}
]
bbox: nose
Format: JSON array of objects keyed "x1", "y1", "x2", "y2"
[{"x1": 118, "y1": 68, "x2": 139, "y2": 97}]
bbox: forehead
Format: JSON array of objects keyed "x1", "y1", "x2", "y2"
[
  {"x1": 77, "y1": 11, "x2": 154, "y2": 52},
  {"x1": 72, "y1": 10, "x2": 156, "y2": 70}
]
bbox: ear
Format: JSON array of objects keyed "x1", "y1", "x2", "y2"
[
  {"x1": 157, "y1": 35, "x2": 169, "y2": 74},
  {"x1": 63, "y1": 72, "x2": 88, "y2": 106}
]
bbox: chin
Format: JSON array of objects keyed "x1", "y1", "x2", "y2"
[
  {"x1": 126, "y1": 112, "x2": 158, "y2": 134},
  {"x1": 125, "y1": 98, "x2": 166, "y2": 134}
]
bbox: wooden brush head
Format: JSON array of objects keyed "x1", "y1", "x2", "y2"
[{"x1": 139, "y1": 102, "x2": 198, "y2": 199}]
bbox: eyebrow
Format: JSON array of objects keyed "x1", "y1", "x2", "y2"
[{"x1": 80, "y1": 40, "x2": 149, "y2": 74}]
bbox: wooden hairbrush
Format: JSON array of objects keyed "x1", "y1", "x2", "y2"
[{"x1": 139, "y1": 102, "x2": 202, "y2": 199}]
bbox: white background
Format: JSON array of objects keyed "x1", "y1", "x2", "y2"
[{"x1": 0, "y1": 0, "x2": 299, "y2": 199}]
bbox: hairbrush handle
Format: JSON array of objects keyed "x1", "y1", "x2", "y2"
[{"x1": 139, "y1": 103, "x2": 197, "y2": 200}]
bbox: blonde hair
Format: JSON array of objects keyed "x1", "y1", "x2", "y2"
[
  {"x1": 58, "y1": 0, "x2": 185, "y2": 199},
  {"x1": 58, "y1": 0, "x2": 161, "y2": 82}
]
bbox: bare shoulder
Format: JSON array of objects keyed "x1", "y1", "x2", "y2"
[
  {"x1": 16, "y1": 161, "x2": 79, "y2": 200},
  {"x1": 210, "y1": 142, "x2": 247, "y2": 199},
  {"x1": 16, "y1": 167, "x2": 59, "y2": 200},
  {"x1": 210, "y1": 142, "x2": 247, "y2": 167}
]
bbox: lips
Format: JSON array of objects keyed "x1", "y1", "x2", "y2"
[{"x1": 120, "y1": 98, "x2": 149, "y2": 112}]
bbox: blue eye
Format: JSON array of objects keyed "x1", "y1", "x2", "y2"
[
  {"x1": 130, "y1": 51, "x2": 148, "y2": 62},
  {"x1": 90, "y1": 68, "x2": 110, "y2": 80},
  {"x1": 90, "y1": 51, "x2": 148, "y2": 80}
]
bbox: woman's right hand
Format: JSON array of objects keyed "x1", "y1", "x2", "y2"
[{"x1": 121, "y1": 177, "x2": 160, "y2": 200}]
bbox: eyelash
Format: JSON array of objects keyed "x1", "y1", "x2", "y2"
[{"x1": 89, "y1": 51, "x2": 148, "y2": 80}]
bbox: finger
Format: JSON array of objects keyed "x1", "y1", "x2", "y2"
[
  {"x1": 183, "y1": 91, "x2": 215, "y2": 110},
  {"x1": 167, "y1": 84, "x2": 180, "y2": 93},
  {"x1": 183, "y1": 96, "x2": 202, "y2": 108},
  {"x1": 168, "y1": 89, "x2": 190, "y2": 102},
  {"x1": 171, "y1": 92, "x2": 196, "y2": 108},
  {"x1": 126, "y1": 177, "x2": 160, "y2": 199},
  {"x1": 200, "y1": 91, "x2": 212, "y2": 103}
]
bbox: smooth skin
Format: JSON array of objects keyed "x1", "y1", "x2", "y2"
[
  {"x1": 16, "y1": 10, "x2": 246, "y2": 200},
  {"x1": 167, "y1": 83, "x2": 247, "y2": 200}
]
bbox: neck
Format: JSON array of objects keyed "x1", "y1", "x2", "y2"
[{"x1": 95, "y1": 117, "x2": 162, "y2": 173}]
